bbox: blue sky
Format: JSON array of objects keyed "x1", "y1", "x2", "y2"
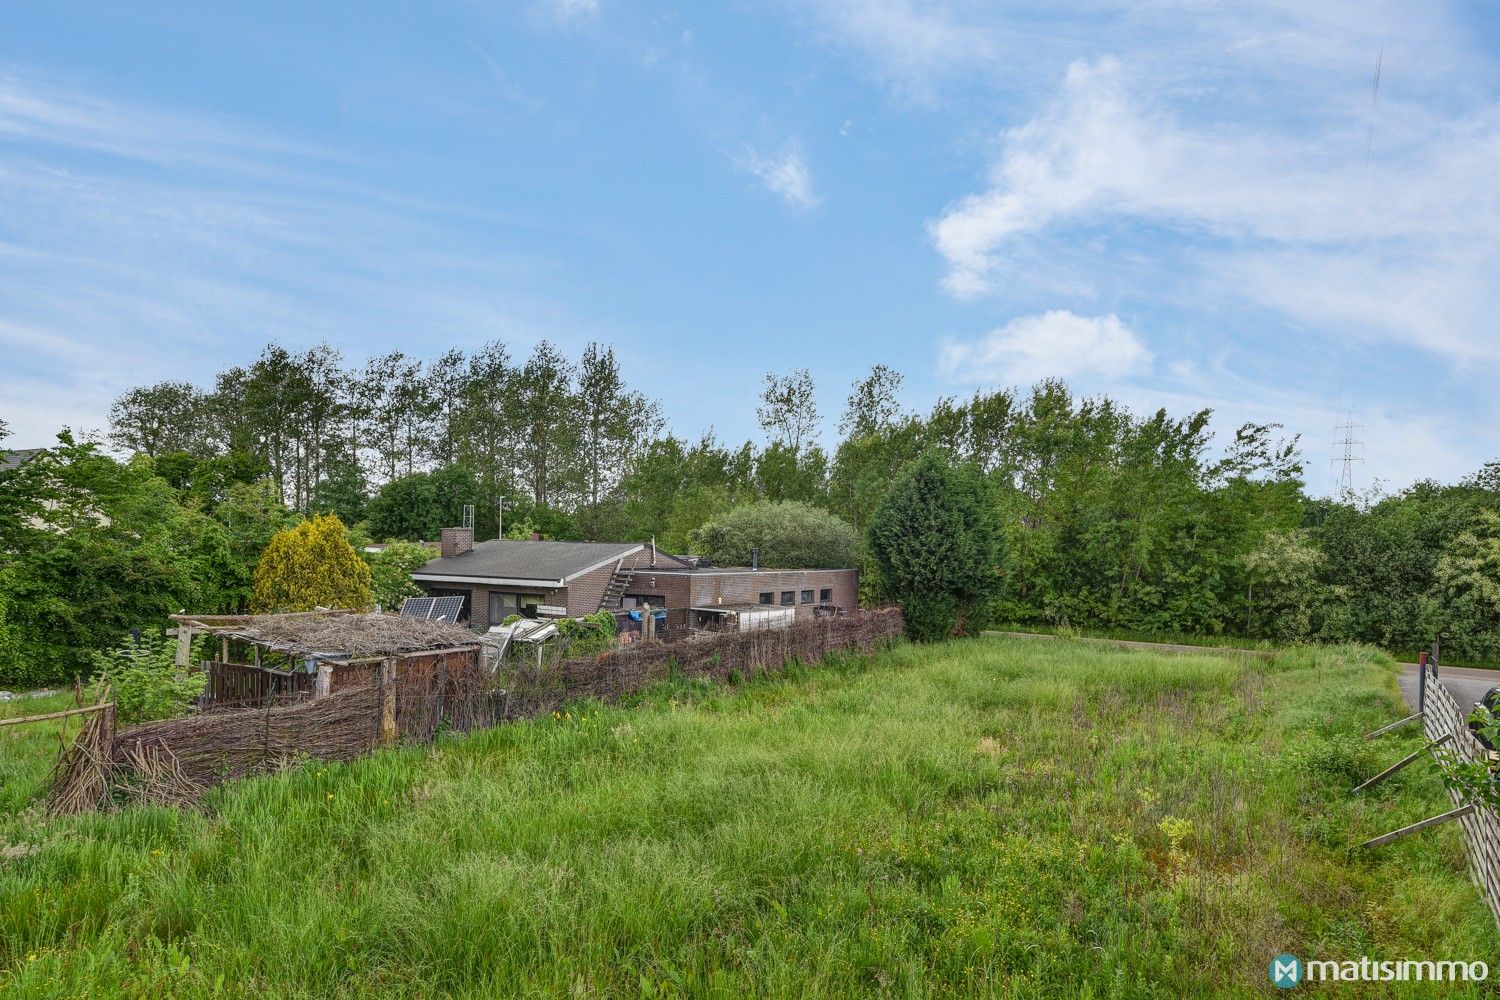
[{"x1": 1, "y1": 1, "x2": 1496, "y2": 495}]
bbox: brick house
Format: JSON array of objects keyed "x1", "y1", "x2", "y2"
[{"x1": 411, "y1": 527, "x2": 858, "y2": 630}]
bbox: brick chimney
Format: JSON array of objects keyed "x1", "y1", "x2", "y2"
[{"x1": 440, "y1": 527, "x2": 474, "y2": 559}]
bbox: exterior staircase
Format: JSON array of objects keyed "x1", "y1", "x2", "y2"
[{"x1": 599, "y1": 564, "x2": 634, "y2": 611}]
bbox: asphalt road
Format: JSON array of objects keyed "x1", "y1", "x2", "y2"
[{"x1": 1397, "y1": 663, "x2": 1500, "y2": 713}]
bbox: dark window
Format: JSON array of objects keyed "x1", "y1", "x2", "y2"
[
  {"x1": 780, "y1": 591, "x2": 795, "y2": 606},
  {"x1": 759, "y1": 592, "x2": 773, "y2": 605},
  {"x1": 625, "y1": 594, "x2": 668, "y2": 609},
  {"x1": 801, "y1": 589, "x2": 814, "y2": 604},
  {"x1": 819, "y1": 588, "x2": 832, "y2": 602}
]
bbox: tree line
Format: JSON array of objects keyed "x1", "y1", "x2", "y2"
[{"x1": 3, "y1": 342, "x2": 1499, "y2": 685}]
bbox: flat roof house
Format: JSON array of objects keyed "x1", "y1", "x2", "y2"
[{"x1": 411, "y1": 527, "x2": 859, "y2": 631}]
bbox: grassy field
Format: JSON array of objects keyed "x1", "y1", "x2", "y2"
[
  {"x1": 996, "y1": 622, "x2": 1500, "y2": 672},
  {"x1": 1, "y1": 637, "x2": 1496, "y2": 997},
  {"x1": 0, "y1": 689, "x2": 78, "y2": 815}
]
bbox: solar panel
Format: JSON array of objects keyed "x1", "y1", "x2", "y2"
[
  {"x1": 400, "y1": 597, "x2": 437, "y2": 618},
  {"x1": 430, "y1": 596, "x2": 465, "y2": 623}
]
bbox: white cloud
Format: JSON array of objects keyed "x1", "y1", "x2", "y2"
[
  {"x1": 549, "y1": 0, "x2": 598, "y2": 21},
  {"x1": 926, "y1": 56, "x2": 1500, "y2": 360},
  {"x1": 731, "y1": 144, "x2": 821, "y2": 208},
  {"x1": 940, "y1": 310, "x2": 1151, "y2": 384},
  {"x1": 787, "y1": 0, "x2": 1000, "y2": 100}
]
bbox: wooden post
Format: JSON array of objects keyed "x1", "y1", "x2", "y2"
[
  {"x1": 315, "y1": 663, "x2": 333, "y2": 700},
  {"x1": 1418, "y1": 650, "x2": 1429, "y2": 716},
  {"x1": 1352, "y1": 732, "x2": 1452, "y2": 793},
  {"x1": 0, "y1": 703, "x2": 116, "y2": 728},
  {"x1": 1363, "y1": 712, "x2": 1424, "y2": 741},
  {"x1": 379, "y1": 657, "x2": 398, "y2": 744},
  {"x1": 1362, "y1": 804, "x2": 1474, "y2": 849},
  {"x1": 220, "y1": 637, "x2": 229, "y2": 663},
  {"x1": 175, "y1": 626, "x2": 193, "y2": 666}
]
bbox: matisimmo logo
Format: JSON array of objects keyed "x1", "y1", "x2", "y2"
[
  {"x1": 1269, "y1": 952, "x2": 1488, "y2": 987},
  {"x1": 1270, "y1": 954, "x2": 1301, "y2": 989}
]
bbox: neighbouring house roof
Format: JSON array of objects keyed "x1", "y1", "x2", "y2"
[
  {"x1": 171, "y1": 610, "x2": 483, "y2": 660},
  {"x1": 637, "y1": 566, "x2": 859, "y2": 575},
  {"x1": 0, "y1": 448, "x2": 42, "y2": 476},
  {"x1": 413, "y1": 539, "x2": 645, "y2": 587},
  {"x1": 618, "y1": 547, "x2": 698, "y2": 571}
]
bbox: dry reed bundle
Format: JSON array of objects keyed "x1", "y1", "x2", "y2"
[
  {"x1": 47, "y1": 689, "x2": 116, "y2": 816},
  {"x1": 114, "y1": 739, "x2": 206, "y2": 809},
  {"x1": 109, "y1": 683, "x2": 385, "y2": 793},
  {"x1": 178, "y1": 610, "x2": 483, "y2": 659}
]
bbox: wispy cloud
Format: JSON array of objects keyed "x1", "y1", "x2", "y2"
[
  {"x1": 548, "y1": 0, "x2": 599, "y2": 23},
  {"x1": 0, "y1": 72, "x2": 327, "y2": 169},
  {"x1": 784, "y1": 0, "x2": 1000, "y2": 101},
  {"x1": 730, "y1": 143, "x2": 821, "y2": 208},
  {"x1": 926, "y1": 52, "x2": 1500, "y2": 360},
  {"x1": 940, "y1": 310, "x2": 1150, "y2": 384},
  {"x1": 0, "y1": 71, "x2": 589, "y2": 445}
]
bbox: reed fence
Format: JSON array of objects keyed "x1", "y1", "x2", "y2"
[
  {"x1": 499, "y1": 607, "x2": 904, "y2": 719},
  {"x1": 49, "y1": 608, "x2": 903, "y2": 812}
]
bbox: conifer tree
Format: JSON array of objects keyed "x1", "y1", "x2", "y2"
[
  {"x1": 251, "y1": 513, "x2": 373, "y2": 613},
  {"x1": 868, "y1": 452, "x2": 1004, "y2": 641}
]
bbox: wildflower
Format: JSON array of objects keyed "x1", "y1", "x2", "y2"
[{"x1": 327, "y1": 793, "x2": 335, "y2": 801}]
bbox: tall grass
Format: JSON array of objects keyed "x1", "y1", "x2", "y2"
[
  {"x1": 0, "y1": 690, "x2": 78, "y2": 815},
  {"x1": 0, "y1": 639, "x2": 1495, "y2": 997}
]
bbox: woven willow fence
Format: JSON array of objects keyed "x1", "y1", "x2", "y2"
[
  {"x1": 497, "y1": 607, "x2": 905, "y2": 719},
  {"x1": 50, "y1": 608, "x2": 904, "y2": 811}
]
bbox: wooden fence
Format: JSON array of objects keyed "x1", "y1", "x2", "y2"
[
  {"x1": 199, "y1": 661, "x2": 314, "y2": 710},
  {"x1": 498, "y1": 607, "x2": 905, "y2": 720},
  {"x1": 52, "y1": 609, "x2": 904, "y2": 811},
  {"x1": 1421, "y1": 661, "x2": 1500, "y2": 925}
]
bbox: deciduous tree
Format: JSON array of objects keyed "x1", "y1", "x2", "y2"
[{"x1": 690, "y1": 500, "x2": 859, "y2": 569}]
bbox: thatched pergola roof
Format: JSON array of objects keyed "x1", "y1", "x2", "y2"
[{"x1": 171, "y1": 610, "x2": 484, "y2": 661}]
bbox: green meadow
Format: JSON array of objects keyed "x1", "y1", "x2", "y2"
[{"x1": 1, "y1": 637, "x2": 1495, "y2": 997}]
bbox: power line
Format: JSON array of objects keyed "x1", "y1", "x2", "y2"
[
  {"x1": 1364, "y1": 46, "x2": 1383, "y2": 174},
  {"x1": 1333, "y1": 414, "x2": 1365, "y2": 498}
]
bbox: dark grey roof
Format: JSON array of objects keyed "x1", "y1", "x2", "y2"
[
  {"x1": 0, "y1": 449, "x2": 42, "y2": 476},
  {"x1": 413, "y1": 539, "x2": 643, "y2": 585}
]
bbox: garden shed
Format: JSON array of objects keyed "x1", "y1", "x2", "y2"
[{"x1": 170, "y1": 609, "x2": 487, "y2": 709}]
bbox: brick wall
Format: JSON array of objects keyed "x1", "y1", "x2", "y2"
[
  {"x1": 687, "y1": 568, "x2": 859, "y2": 619},
  {"x1": 621, "y1": 570, "x2": 692, "y2": 611},
  {"x1": 564, "y1": 562, "x2": 620, "y2": 616},
  {"x1": 1422, "y1": 664, "x2": 1500, "y2": 926}
]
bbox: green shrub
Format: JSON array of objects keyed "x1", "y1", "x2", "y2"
[
  {"x1": 689, "y1": 501, "x2": 859, "y2": 569},
  {"x1": 867, "y1": 452, "x2": 1005, "y2": 642},
  {"x1": 1282, "y1": 732, "x2": 1373, "y2": 785},
  {"x1": 92, "y1": 630, "x2": 205, "y2": 724},
  {"x1": 556, "y1": 612, "x2": 618, "y2": 656},
  {"x1": 902, "y1": 593, "x2": 961, "y2": 643}
]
